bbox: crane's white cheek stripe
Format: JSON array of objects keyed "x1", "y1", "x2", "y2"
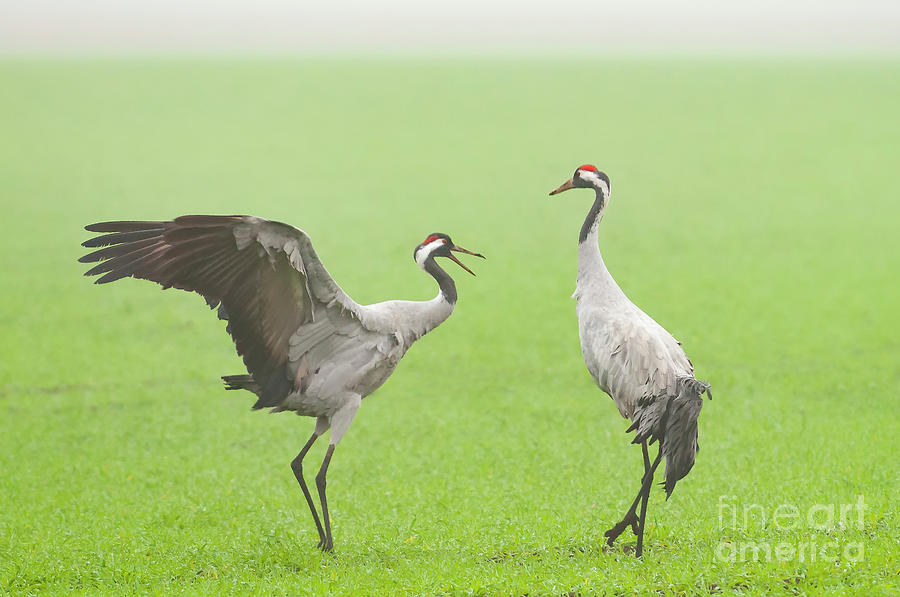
[
  {"x1": 415, "y1": 240, "x2": 446, "y2": 268},
  {"x1": 597, "y1": 180, "x2": 610, "y2": 198}
]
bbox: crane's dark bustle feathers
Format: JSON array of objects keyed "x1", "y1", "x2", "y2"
[{"x1": 627, "y1": 376, "x2": 710, "y2": 499}]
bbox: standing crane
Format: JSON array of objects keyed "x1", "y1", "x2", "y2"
[
  {"x1": 549, "y1": 166, "x2": 711, "y2": 557},
  {"x1": 79, "y1": 215, "x2": 483, "y2": 552}
]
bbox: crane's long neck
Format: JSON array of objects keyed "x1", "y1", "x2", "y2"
[
  {"x1": 579, "y1": 185, "x2": 608, "y2": 245},
  {"x1": 388, "y1": 256, "x2": 457, "y2": 341},
  {"x1": 424, "y1": 257, "x2": 457, "y2": 305},
  {"x1": 576, "y1": 186, "x2": 623, "y2": 297},
  {"x1": 361, "y1": 257, "x2": 456, "y2": 345}
]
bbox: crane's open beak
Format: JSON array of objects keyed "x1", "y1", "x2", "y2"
[
  {"x1": 549, "y1": 178, "x2": 575, "y2": 195},
  {"x1": 448, "y1": 245, "x2": 485, "y2": 276}
]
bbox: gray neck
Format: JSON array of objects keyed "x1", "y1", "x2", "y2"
[
  {"x1": 424, "y1": 257, "x2": 457, "y2": 304},
  {"x1": 578, "y1": 186, "x2": 608, "y2": 245}
]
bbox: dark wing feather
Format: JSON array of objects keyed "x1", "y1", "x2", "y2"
[{"x1": 80, "y1": 215, "x2": 359, "y2": 408}]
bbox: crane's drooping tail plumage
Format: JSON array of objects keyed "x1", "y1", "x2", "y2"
[{"x1": 627, "y1": 377, "x2": 712, "y2": 498}]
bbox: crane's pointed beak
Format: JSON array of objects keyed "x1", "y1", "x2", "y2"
[
  {"x1": 448, "y1": 245, "x2": 485, "y2": 276},
  {"x1": 549, "y1": 178, "x2": 575, "y2": 195}
]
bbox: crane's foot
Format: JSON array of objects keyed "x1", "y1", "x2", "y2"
[
  {"x1": 604, "y1": 509, "x2": 639, "y2": 546},
  {"x1": 317, "y1": 536, "x2": 334, "y2": 552}
]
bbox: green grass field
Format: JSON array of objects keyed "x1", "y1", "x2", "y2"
[{"x1": 1, "y1": 58, "x2": 898, "y2": 595}]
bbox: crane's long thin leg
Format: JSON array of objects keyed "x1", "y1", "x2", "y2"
[
  {"x1": 316, "y1": 444, "x2": 336, "y2": 552},
  {"x1": 312, "y1": 396, "x2": 357, "y2": 553},
  {"x1": 291, "y1": 431, "x2": 326, "y2": 546},
  {"x1": 633, "y1": 440, "x2": 651, "y2": 536},
  {"x1": 635, "y1": 441, "x2": 652, "y2": 557},
  {"x1": 604, "y1": 446, "x2": 663, "y2": 551},
  {"x1": 605, "y1": 446, "x2": 655, "y2": 543}
]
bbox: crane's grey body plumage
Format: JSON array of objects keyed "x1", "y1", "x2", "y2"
[
  {"x1": 553, "y1": 166, "x2": 710, "y2": 556},
  {"x1": 273, "y1": 295, "x2": 453, "y2": 428},
  {"x1": 80, "y1": 215, "x2": 472, "y2": 551}
]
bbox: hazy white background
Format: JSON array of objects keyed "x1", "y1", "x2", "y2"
[{"x1": 1, "y1": 0, "x2": 898, "y2": 54}]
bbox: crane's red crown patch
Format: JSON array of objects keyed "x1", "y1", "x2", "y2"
[
  {"x1": 579, "y1": 164, "x2": 598, "y2": 172},
  {"x1": 424, "y1": 234, "x2": 443, "y2": 244}
]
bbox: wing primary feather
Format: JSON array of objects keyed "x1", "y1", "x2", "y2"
[
  {"x1": 173, "y1": 215, "x2": 247, "y2": 227},
  {"x1": 95, "y1": 263, "x2": 146, "y2": 284},
  {"x1": 83, "y1": 243, "x2": 161, "y2": 277},
  {"x1": 78, "y1": 237, "x2": 159, "y2": 263},
  {"x1": 82, "y1": 229, "x2": 164, "y2": 248},
  {"x1": 85, "y1": 221, "x2": 165, "y2": 233}
]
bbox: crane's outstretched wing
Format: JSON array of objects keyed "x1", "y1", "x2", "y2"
[{"x1": 80, "y1": 215, "x2": 370, "y2": 408}]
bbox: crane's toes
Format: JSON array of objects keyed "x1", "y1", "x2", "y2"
[
  {"x1": 604, "y1": 523, "x2": 624, "y2": 546},
  {"x1": 604, "y1": 511, "x2": 638, "y2": 545},
  {"x1": 317, "y1": 538, "x2": 334, "y2": 552}
]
